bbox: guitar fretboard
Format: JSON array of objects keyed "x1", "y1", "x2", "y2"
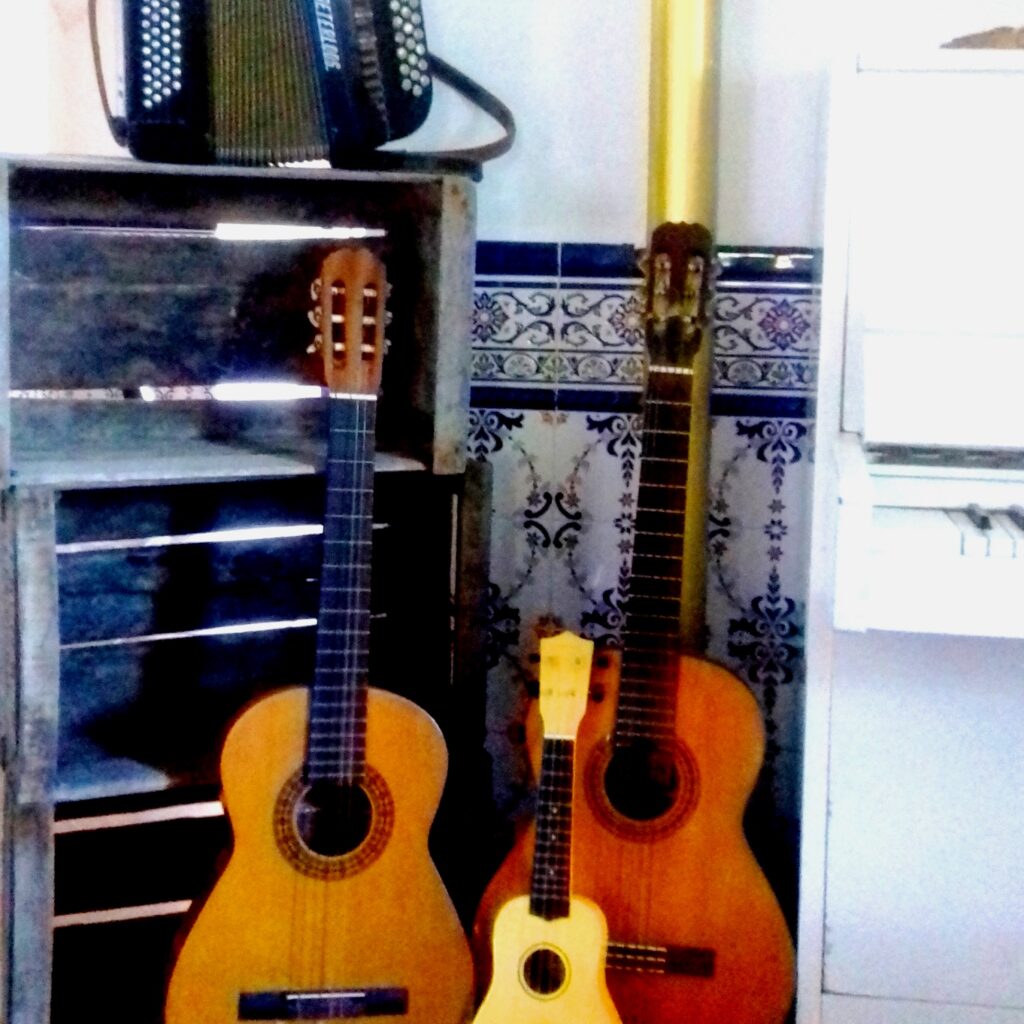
[
  {"x1": 529, "y1": 737, "x2": 575, "y2": 920},
  {"x1": 616, "y1": 368, "x2": 693, "y2": 744},
  {"x1": 306, "y1": 394, "x2": 377, "y2": 784}
]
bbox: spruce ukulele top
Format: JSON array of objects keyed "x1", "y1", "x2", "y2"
[
  {"x1": 473, "y1": 224, "x2": 795, "y2": 1024},
  {"x1": 164, "y1": 247, "x2": 473, "y2": 1024},
  {"x1": 472, "y1": 631, "x2": 622, "y2": 1024}
]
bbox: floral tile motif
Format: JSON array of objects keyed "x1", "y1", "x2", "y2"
[
  {"x1": 712, "y1": 249, "x2": 821, "y2": 397},
  {"x1": 471, "y1": 287, "x2": 558, "y2": 350},
  {"x1": 468, "y1": 243, "x2": 820, "y2": 924}
]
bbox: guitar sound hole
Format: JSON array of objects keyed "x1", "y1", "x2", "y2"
[
  {"x1": 603, "y1": 740, "x2": 681, "y2": 822},
  {"x1": 522, "y1": 947, "x2": 567, "y2": 996},
  {"x1": 295, "y1": 780, "x2": 372, "y2": 858}
]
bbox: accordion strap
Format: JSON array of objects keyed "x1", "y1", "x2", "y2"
[
  {"x1": 89, "y1": 0, "x2": 128, "y2": 147},
  {"x1": 419, "y1": 54, "x2": 517, "y2": 168}
]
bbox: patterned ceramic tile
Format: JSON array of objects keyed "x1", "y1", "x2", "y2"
[{"x1": 472, "y1": 243, "x2": 645, "y2": 393}]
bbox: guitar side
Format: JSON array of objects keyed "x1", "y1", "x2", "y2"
[
  {"x1": 474, "y1": 895, "x2": 620, "y2": 1024},
  {"x1": 166, "y1": 685, "x2": 474, "y2": 1024},
  {"x1": 473, "y1": 652, "x2": 795, "y2": 1024}
]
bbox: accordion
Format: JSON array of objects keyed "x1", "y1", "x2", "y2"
[{"x1": 120, "y1": 0, "x2": 438, "y2": 165}]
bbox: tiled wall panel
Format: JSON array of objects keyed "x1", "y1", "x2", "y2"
[{"x1": 468, "y1": 241, "x2": 820, "y2": 929}]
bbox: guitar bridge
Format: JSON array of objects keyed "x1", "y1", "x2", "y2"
[{"x1": 238, "y1": 987, "x2": 408, "y2": 1019}]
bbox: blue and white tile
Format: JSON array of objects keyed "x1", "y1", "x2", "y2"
[
  {"x1": 706, "y1": 249, "x2": 820, "y2": 831},
  {"x1": 713, "y1": 249, "x2": 819, "y2": 397},
  {"x1": 472, "y1": 242, "x2": 644, "y2": 395}
]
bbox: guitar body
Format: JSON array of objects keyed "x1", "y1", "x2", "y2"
[
  {"x1": 473, "y1": 652, "x2": 794, "y2": 1024},
  {"x1": 474, "y1": 894, "x2": 620, "y2": 1024},
  {"x1": 166, "y1": 686, "x2": 474, "y2": 1024}
]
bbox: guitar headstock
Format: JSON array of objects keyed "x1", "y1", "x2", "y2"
[
  {"x1": 537, "y1": 631, "x2": 594, "y2": 740},
  {"x1": 643, "y1": 221, "x2": 713, "y2": 371},
  {"x1": 308, "y1": 248, "x2": 388, "y2": 396}
]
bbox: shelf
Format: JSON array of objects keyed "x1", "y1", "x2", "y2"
[{"x1": 11, "y1": 440, "x2": 425, "y2": 490}]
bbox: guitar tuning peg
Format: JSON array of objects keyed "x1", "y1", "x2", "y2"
[
  {"x1": 383, "y1": 337, "x2": 392, "y2": 354},
  {"x1": 384, "y1": 310, "x2": 394, "y2": 326},
  {"x1": 310, "y1": 279, "x2": 322, "y2": 301},
  {"x1": 308, "y1": 308, "x2": 322, "y2": 328},
  {"x1": 306, "y1": 334, "x2": 322, "y2": 354}
]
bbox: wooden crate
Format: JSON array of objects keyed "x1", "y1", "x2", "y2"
[{"x1": 0, "y1": 158, "x2": 493, "y2": 1024}]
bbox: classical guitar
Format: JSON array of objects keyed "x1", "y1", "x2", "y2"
[
  {"x1": 472, "y1": 631, "x2": 621, "y2": 1024},
  {"x1": 473, "y1": 224, "x2": 795, "y2": 1024},
  {"x1": 165, "y1": 248, "x2": 474, "y2": 1024}
]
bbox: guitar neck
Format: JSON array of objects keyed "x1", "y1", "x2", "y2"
[
  {"x1": 616, "y1": 221, "x2": 714, "y2": 742},
  {"x1": 306, "y1": 393, "x2": 378, "y2": 784},
  {"x1": 529, "y1": 736, "x2": 576, "y2": 920}
]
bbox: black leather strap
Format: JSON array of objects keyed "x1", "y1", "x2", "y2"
[
  {"x1": 425, "y1": 53, "x2": 517, "y2": 167},
  {"x1": 88, "y1": 0, "x2": 128, "y2": 146},
  {"x1": 329, "y1": 54, "x2": 516, "y2": 179}
]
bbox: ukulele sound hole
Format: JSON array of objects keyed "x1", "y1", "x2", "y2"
[
  {"x1": 603, "y1": 740, "x2": 682, "y2": 822},
  {"x1": 295, "y1": 780, "x2": 373, "y2": 858},
  {"x1": 522, "y1": 947, "x2": 567, "y2": 996}
]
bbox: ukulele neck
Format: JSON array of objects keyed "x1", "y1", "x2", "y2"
[{"x1": 528, "y1": 736, "x2": 576, "y2": 920}]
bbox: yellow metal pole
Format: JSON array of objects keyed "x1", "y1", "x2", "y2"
[
  {"x1": 648, "y1": 0, "x2": 720, "y2": 229},
  {"x1": 647, "y1": 0, "x2": 720, "y2": 650}
]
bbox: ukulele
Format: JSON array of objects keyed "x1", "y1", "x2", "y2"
[
  {"x1": 165, "y1": 248, "x2": 474, "y2": 1024},
  {"x1": 472, "y1": 224, "x2": 795, "y2": 1024},
  {"x1": 472, "y1": 631, "x2": 621, "y2": 1024}
]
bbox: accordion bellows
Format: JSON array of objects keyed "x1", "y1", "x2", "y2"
[{"x1": 125, "y1": 0, "x2": 434, "y2": 165}]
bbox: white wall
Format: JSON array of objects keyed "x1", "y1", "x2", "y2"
[
  {"x1": 410, "y1": 0, "x2": 651, "y2": 245},
  {"x1": 0, "y1": 4, "x2": 52, "y2": 155},
  {"x1": 716, "y1": 0, "x2": 830, "y2": 248}
]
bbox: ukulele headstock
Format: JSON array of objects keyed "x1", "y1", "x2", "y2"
[
  {"x1": 537, "y1": 631, "x2": 594, "y2": 740},
  {"x1": 308, "y1": 248, "x2": 388, "y2": 396}
]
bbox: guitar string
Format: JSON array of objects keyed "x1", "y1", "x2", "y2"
[
  {"x1": 333, "y1": 389, "x2": 360, "y2": 991},
  {"x1": 623, "y1": 324, "x2": 691, "y2": 739},
  {"x1": 332, "y1": 384, "x2": 371, "y2": 988},
  {"x1": 618, "y1": 253, "x2": 701, "y2": 940}
]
